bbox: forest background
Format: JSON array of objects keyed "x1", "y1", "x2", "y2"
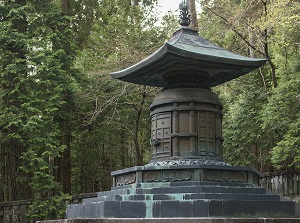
[{"x1": 0, "y1": 0, "x2": 299, "y2": 220}]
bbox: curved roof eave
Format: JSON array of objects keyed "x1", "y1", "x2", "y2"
[
  {"x1": 166, "y1": 42, "x2": 267, "y2": 68},
  {"x1": 110, "y1": 27, "x2": 268, "y2": 87},
  {"x1": 110, "y1": 44, "x2": 169, "y2": 80},
  {"x1": 111, "y1": 42, "x2": 267, "y2": 79}
]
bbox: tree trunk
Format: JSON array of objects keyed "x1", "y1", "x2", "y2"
[
  {"x1": 120, "y1": 130, "x2": 126, "y2": 168},
  {"x1": 54, "y1": 134, "x2": 72, "y2": 194},
  {"x1": 0, "y1": 150, "x2": 4, "y2": 202},
  {"x1": 54, "y1": 101, "x2": 72, "y2": 194},
  {"x1": 61, "y1": 0, "x2": 70, "y2": 15},
  {"x1": 248, "y1": 22, "x2": 254, "y2": 58},
  {"x1": 131, "y1": 0, "x2": 139, "y2": 6},
  {"x1": 53, "y1": 0, "x2": 72, "y2": 194},
  {"x1": 189, "y1": 0, "x2": 198, "y2": 31},
  {"x1": 133, "y1": 86, "x2": 147, "y2": 166},
  {"x1": 261, "y1": 0, "x2": 277, "y2": 88}
]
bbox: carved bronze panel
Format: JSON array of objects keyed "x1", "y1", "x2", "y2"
[
  {"x1": 204, "y1": 170, "x2": 245, "y2": 183},
  {"x1": 150, "y1": 113, "x2": 171, "y2": 161},
  {"x1": 116, "y1": 173, "x2": 136, "y2": 186},
  {"x1": 144, "y1": 170, "x2": 192, "y2": 182}
]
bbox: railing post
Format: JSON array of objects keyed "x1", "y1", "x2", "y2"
[
  {"x1": 19, "y1": 205, "x2": 27, "y2": 223},
  {"x1": 0, "y1": 205, "x2": 3, "y2": 223},
  {"x1": 271, "y1": 175, "x2": 274, "y2": 192},
  {"x1": 12, "y1": 205, "x2": 18, "y2": 223},
  {"x1": 284, "y1": 174, "x2": 288, "y2": 195},
  {"x1": 4, "y1": 205, "x2": 10, "y2": 223},
  {"x1": 298, "y1": 173, "x2": 300, "y2": 195},
  {"x1": 276, "y1": 175, "x2": 280, "y2": 194},
  {"x1": 292, "y1": 173, "x2": 296, "y2": 195},
  {"x1": 260, "y1": 170, "x2": 300, "y2": 197}
]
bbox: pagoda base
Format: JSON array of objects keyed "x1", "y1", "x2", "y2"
[
  {"x1": 66, "y1": 164, "x2": 300, "y2": 218},
  {"x1": 39, "y1": 218, "x2": 300, "y2": 223}
]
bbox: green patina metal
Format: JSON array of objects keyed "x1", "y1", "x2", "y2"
[
  {"x1": 110, "y1": 2, "x2": 267, "y2": 164},
  {"x1": 110, "y1": 27, "x2": 267, "y2": 89}
]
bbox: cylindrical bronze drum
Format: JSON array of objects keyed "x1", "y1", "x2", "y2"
[{"x1": 150, "y1": 88, "x2": 223, "y2": 162}]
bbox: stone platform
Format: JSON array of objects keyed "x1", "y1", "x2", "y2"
[
  {"x1": 39, "y1": 218, "x2": 300, "y2": 223},
  {"x1": 66, "y1": 164, "x2": 300, "y2": 219}
]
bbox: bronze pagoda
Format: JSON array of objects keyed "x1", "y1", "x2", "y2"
[{"x1": 66, "y1": 1, "x2": 300, "y2": 219}]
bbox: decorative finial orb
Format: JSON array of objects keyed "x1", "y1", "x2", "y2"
[
  {"x1": 179, "y1": 0, "x2": 191, "y2": 27},
  {"x1": 179, "y1": 2, "x2": 188, "y2": 11}
]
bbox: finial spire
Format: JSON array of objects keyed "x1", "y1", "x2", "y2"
[{"x1": 179, "y1": 0, "x2": 191, "y2": 27}]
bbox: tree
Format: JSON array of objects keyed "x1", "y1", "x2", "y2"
[
  {"x1": 0, "y1": 0, "x2": 79, "y2": 219},
  {"x1": 70, "y1": 0, "x2": 165, "y2": 193},
  {"x1": 262, "y1": 72, "x2": 300, "y2": 170},
  {"x1": 220, "y1": 77, "x2": 271, "y2": 171},
  {"x1": 200, "y1": 0, "x2": 277, "y2": 87},
  {"x1": 0, "y1": 0, "x2": 31, "y2": 201},
  {"x1": 19, "y1": 0, "x2": 78, "y2": 220},
  {"x1": 199, "y1": 0, "x2": 300, "y2": 171}
]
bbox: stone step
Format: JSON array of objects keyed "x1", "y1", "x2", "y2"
[
  {"x1": 115, "y1": 181, "x2": 256, "y2": 189},
  {"x1": 116, "y1": 193, "x2": 280, "y2": 201},
  {"x1": 67, "y1": 199, "x2": 300, "y2": 218},
  {"x1": 130, "y1": 185, "x2": 267, "y2": 195},
  {"x1": 99, "y1": 181, "x2": 258, "y2": 196},
  {"x1": 83, "y1": 185, "x2": 268, "y2": 203},
  {"x1": 202, "y1": 186, "x2": 266, "y2": 194},
  {"x1": 36, "y1": 218, "x2": 300, "y2": 223},
  {"x1": 95, "y1": 185, "x2": 265, "y2": 198},
  {"x1": 82, "y1": 192, "x2": 279, "y2": 203}
]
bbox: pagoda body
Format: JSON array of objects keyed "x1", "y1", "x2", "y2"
[
  {"x1": 66, "y1": 3, "x2": 300, "y2": 219},
  {"x1": 111, "y1": 26, "x2": 266, "y2": 165}
]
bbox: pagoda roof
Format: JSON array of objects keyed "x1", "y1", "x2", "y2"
[{"x1": 110, "y1": 28, "x2": 267, "y2": 88}]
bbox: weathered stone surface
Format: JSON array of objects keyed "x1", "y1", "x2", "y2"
[
  {"x1": 111, "y1": 165, "x2": 260, "y2": 188},
  {"x1": 66, "y1": 180, "x2": 300, "y2": 219},
  {"x1": 38, "y1": 218, "x2": 300, "y2": 223}
]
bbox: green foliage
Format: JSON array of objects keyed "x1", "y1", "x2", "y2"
[
  {"x1": 265, "y1": 0, "x2": 300, "y2": 46},
  {"x1": 271, "y1": 117, "x2": 300, "y2": 169},
  {"x1": 26, "y1": 194, "x2": 71, "y2": 221},
  {"x1": 220, "y1": 76, "x2": 271, "y2": 170},
  {"x1": 262, "y1": 78, "x2": 300, "y2": 135},
  {"x1": 262, "y1": 73, "x2": 300, "y2": 170},
  {"x1": 1, "y1": 0, "x2": 299, "y2": 219},
  {"x1": 0, "y1": 0, "x2": 78, "y2": 218},
  {"x1": 0, "y1": 0, "x2": 30, "y2": 201},
  {"x1": 71, "y1": 0, "x2": 164, "y2": 193},
  {"x1": 201, "y1": 0, "x2": 300, "y2": 171}
]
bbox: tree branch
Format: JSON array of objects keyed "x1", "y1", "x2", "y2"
[{"x1": 205, "y1": 7, "x2": 266, "y2": 56}]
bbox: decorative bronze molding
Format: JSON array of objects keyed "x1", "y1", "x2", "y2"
[
  {"x1": 116, "y1": 173, "x2": 136, "y2": 186},
  {"x1": 204, "y1": 170, "x2": 245, "y2": 183},
  {"x1": 146, "y1": 159, "x2": 230, "y2": 167},
  {"x1": 145, "y1": 170, "x2": 192, "y2": 182}
]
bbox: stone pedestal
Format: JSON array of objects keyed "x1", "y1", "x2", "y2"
[
  {"x1": 38, "y1": 218, "x2": 300, "y2": 223},
  {"x1": 65, "y1": 164, "x2": 300, "y2": 219},
  {"x1": 111, "y1": 164, "x2": 259, "y2": 187}
]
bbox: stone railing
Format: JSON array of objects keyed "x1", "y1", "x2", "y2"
[
  {"x1": 0, "y1": 200, "x2": 31, "y2": 223},
  {"x1": 0, "y1": 192, "x2": 97, "y2": 223},
  {"x1": 260, "y1": 171, "x2": 300, "y2": 196}
]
